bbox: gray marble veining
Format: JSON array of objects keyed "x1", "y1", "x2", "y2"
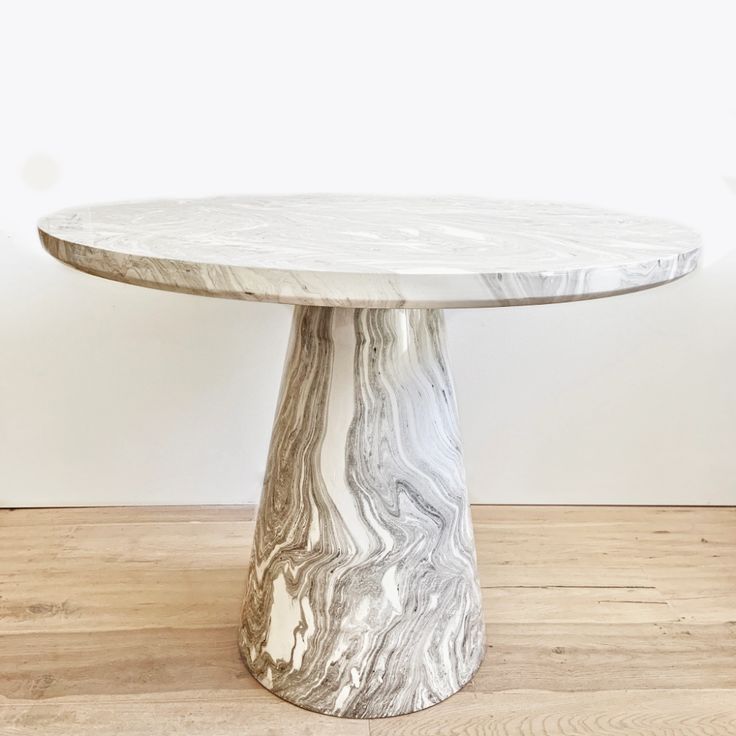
[
  {"x1": 239, "y1": 307, "x2": 485, "y2": 717},
  {"x1": 37, "y1": 195, "x2": 701, "y2": 718},
  {"x1": 38, "y1": 195, "x2": 700, "y2": 308}
]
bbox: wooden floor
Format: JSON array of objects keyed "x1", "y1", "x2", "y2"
[{"x1": 1, "y1": 506, "x2": 735, "y2": 735}]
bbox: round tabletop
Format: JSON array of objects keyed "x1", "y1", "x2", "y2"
[{"x1": 38, "y1": 195, "x2": 700, "y2": 308}]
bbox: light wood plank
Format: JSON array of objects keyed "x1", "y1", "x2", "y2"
[
  {"x1": 0, "y1": 700, "x2": 369, "y2": 736},
  {"x1": 482, "y1": 585, "x2": 677, "y2": 625},
  {"x1": 1, "y1": 504, "x2": 735, "y2": 735},
  {"x1": 0, "y1": 568, "x2": 244, "y2": 634},
  {"x1": 475, "y1": 622, "x2": 736, "y2": 693},
  {"x1": 370, "y1": 690, "x2": 736, "y2": 736},
  {"x1": 0, "y1": 627, "x2": 258, "y2": 703},
  {"x1": 0, "y1": 506, "x2": 255, "y2": 527}
]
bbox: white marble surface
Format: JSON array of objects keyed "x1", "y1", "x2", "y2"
[
  {"x1": 38, "y1": 195, "x2": 700, "y2": 308},
  {"x1": 240, "y1": 307, "x2": 484, "y2": 717}
]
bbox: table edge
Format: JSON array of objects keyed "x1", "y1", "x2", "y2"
[{"x1": 38, "y1": 228, "x2": 701, "y2": 309}]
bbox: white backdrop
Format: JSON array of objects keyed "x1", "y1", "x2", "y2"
[{"x1": 1, "y1": 1, "x2": 734, "y2": 506}]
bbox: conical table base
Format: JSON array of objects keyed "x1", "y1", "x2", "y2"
[{"x1": 239, "y1": 306, "x2": 485, "y2": 718}]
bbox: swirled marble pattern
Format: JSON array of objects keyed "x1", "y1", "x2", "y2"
[
  {"x1": 38, "y1": 196, "x2": 700, "y2": 308},
  {"x1": 239, "y1": 306, "x2": 485, "y2": 717},
  {"x1": 38, "y1": 196, "x2": 701, "y2": 718}
]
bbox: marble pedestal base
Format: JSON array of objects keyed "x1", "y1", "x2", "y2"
[{"x1": 239, "y1": 307, "x2": 485, "y2": 718}]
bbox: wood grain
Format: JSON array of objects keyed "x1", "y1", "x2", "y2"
[
  {"x1": 1, "y1": 504, "x2": 735, "y2": 735},
  {"x1": 369, "y1": 690, "x2": 736, "y2": 736}
]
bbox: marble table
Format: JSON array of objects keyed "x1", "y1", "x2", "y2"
[{"x1": 38, "y1": 196, "x2": 700, "y2": 719}]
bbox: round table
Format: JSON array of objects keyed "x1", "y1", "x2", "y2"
[{"x1": 38, "y1": 195, "x2": 700, "y2": 719}]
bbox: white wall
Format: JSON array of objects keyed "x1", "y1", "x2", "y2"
[{"x1": 1, "y1": 1, "x2": 734, "y2": 506}]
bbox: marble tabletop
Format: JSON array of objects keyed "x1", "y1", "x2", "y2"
[{"x1": 38, "y1": 195, "x2": 700, "y2": 308}]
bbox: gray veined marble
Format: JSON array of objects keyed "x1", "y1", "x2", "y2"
[
  {"x1": 239, "y1": 307, "x2": 485, "y2": 717},
  {"x1": 38, "y1": 195, "x2": 700, "y2": 308},
  {"x1": 37, "y1": 195, "x2": 701, "y2": 718}
]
